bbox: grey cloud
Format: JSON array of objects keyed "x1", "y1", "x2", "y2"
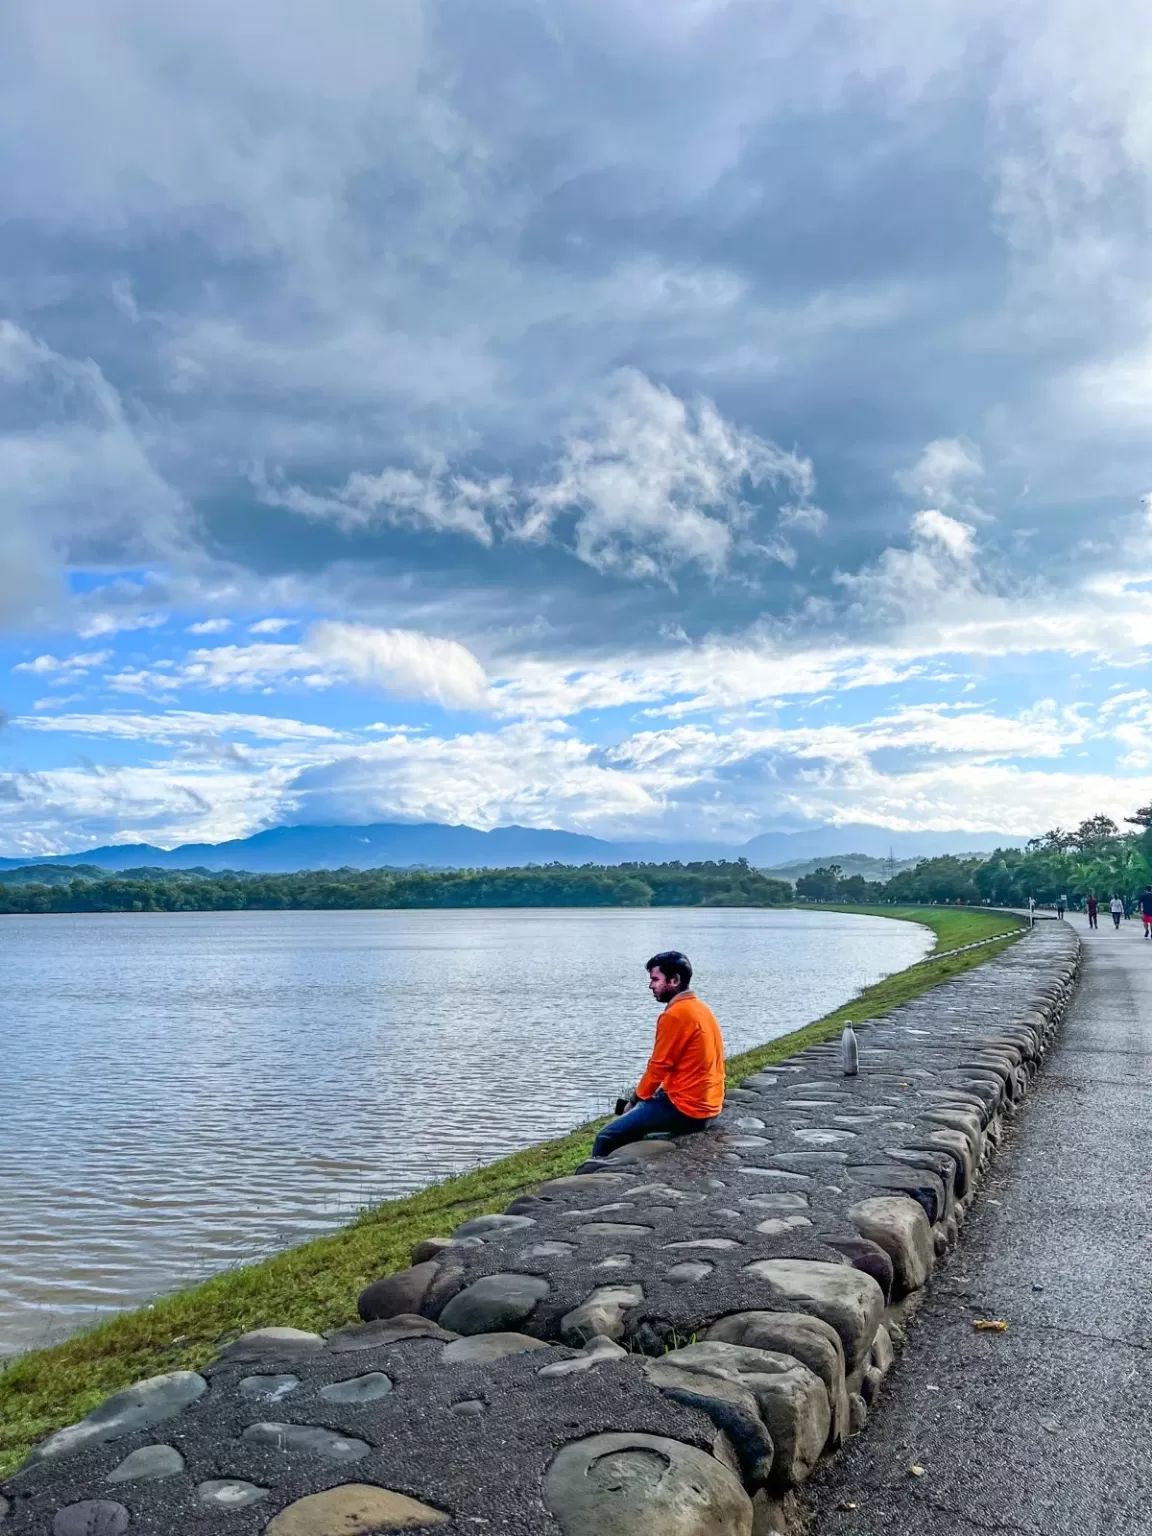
[{"x1": 3, "y1": 0, "x2": 1152, "y2": 651}]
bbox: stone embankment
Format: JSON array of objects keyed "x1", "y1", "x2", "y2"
[{"x1": 2, "y1": 924, "x2": 1078, "y2": 1536}]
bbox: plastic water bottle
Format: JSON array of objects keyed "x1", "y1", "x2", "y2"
[{"x1": 841, "y1": 1022, "x2": 859, "y2": 1077}]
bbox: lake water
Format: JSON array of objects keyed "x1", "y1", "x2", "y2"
[{"x1": 0, "y1": 906, "x2": 930, "y2": 1355}]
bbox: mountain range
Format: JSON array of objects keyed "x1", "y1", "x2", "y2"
[{"x1": 0, "y1": 821, "x2": 1025, "y2": 874}]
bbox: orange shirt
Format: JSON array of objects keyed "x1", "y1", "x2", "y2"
[{"x1": 636, "y1": 991, "x2": 725, "y2": 1119}]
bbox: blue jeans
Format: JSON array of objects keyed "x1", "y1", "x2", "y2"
[{"x1": 591, "y1": 1090, "x2": 715, "y2": 1160}]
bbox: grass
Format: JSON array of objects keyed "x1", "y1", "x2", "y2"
[{"x1": 0, "y1": 904, "x2": 1021, "y2": 1476}]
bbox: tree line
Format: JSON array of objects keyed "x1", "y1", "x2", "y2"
[
  {"x1": 7, "y1": 810, "x2": 1150, "y2": 915},
  {"x1": 0, "y1": 859, "x2": 793, "y2": 915},
  {"x1": 794, "y1": 808, "x2": 1152, "y2": 908}
]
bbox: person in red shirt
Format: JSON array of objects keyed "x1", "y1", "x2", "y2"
[
  {"x1": 591, "y1": 950, "x2": 725, "y2": 1160},
  {"x1": 1086, "y1": 894, "x2": 1099, "y2": 930}
]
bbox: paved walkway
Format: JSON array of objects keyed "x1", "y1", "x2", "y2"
[{"x1": 810, "y1": 913, "x2": 1152, "y2": 1535}]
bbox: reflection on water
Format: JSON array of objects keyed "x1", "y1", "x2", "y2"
[{"x1": 0, "y1": 906, "x2": 929, "y2": 1353}]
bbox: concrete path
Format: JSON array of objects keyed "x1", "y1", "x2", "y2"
[{"x1": 809, "y1": 912, "x2": 1152, "y2": 1535}]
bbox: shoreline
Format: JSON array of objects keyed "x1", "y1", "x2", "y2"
[{"x1": 0, "y1": 904, "x2": 1021, "y2": 1475}]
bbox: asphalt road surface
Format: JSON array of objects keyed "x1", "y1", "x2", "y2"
[{"x1": 809, "y1": 911, "x2": 1152, "y2": 1536}]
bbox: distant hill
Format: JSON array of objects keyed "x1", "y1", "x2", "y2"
[
  {"x1": 0, "y1": 819, "x2": 1027, "y2": 874},
  {"x1": 740, "y1": 824, "x2": 1023, "y2": 864},
  {"x1": 767, "y1": 853, "x2": 922, "y2": 882}
]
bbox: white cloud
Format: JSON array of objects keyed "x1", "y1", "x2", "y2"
[
  {"x1": 249, "y1": 617, "x2": 295, "y2": 634},
  {"x1": 285, "y1": 722, "x2": 662, "y2": 832},
  {"x1": 254, "y1": 370, "x2": 821, "y2": 583},
  {"x1": 103, "y1": 625, "x2": 490, "y2": 710},
  {"x1": 186, "y1": 618, "x2": 231, "y2": 635},
  {"x1": 0, "y1": 760, "x2": 292, "y2": 857},
  {"x1": 306, "y1": 622, "x2": 489, "y2": 709},
  {"x1": 910, "y1": 508, "x2": 977, "y2": 561},
  {"x1": 12, "y1": 649, "x2": 111, "y2": 680},
  {"x1": 0, "y1": 687, "x2": 1141, "y2": 856},
  {"x1": 13, "y1": 709, "x2": 344, "y2": 743},
  {"x1": 836, "y1": 507, "x2": 982, "y2": 625},
  {"x1": 253, "y1": 464, "x2": 507, "y2": 545},
  {"x1": 520, "y1": 369, "x2": 819, "y2": 582},
  {"x1": 896, "y1": 438, "x2": 984, "y2": 506},
  {"x1": 76, "y1": 611, "x2": 167, "y2": 640}
]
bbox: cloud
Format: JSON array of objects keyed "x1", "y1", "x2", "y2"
[
  {"x1": 104, "y1": 625, "x2": 490, "y2": 710},
  {"x1": 0, "y1": 321, "x2": 185, "y2": 626},
  {"x1": 12, "y1": 649, "x2": 111, "y2": 680},
  {"x1": 306, "y1": 622, "x2": 489, "y2": 709},
  {"x1": 519, "y1": 369, "x2": 819, "y2": 582},
  {"x1": 13, "y1": 709, "x2": 344, "y2": 743},
  {"x1": 186, "y1": 618, "x2": 231, "y2": 634},
  {"x1": 253, "y1": 464, "x2": 506, "y2": 545},
  {"x1": 896, "y1": 438, "x2": 984, "y2": 506},
  {"x1": 7, "y1": 0, "x2": 1152, "y2": 855},
  {"x1": 836, "y1": 507, "x2": 982, "y2": 625},
  {"x1": 76, "y1": 611, "x2": 168, "y2": 640},
  {"x1": 255, "y1": 369, "x2": 821, "y2": 583}
]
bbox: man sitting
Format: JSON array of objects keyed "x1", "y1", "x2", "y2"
[{"x1": 591, "y1": 950, "x2": 725, "y2": 1160}]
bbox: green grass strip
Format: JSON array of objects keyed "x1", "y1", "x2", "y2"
[{"x1": 0, "y1": 904, "x2": 1021, "y2": 1475}]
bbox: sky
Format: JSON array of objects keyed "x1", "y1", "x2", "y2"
[{"x1": 3, "y1": 0, "x2": 1152, "y2": 858}]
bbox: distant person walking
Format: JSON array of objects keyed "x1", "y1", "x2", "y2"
[
  {"x1": 1141, "y1": 887, "x2": 1152, "y2": 939},
  {"x1": 591, "y1": 951, "x2": 725, "y2": 1160},
  {"x1": 1056, "y1": 895, "x2": 1067, "y2": 920},
  {"x1": 1111, "y1": 895, "x2": 1124, "y2": 930},
  {"x1": 1087, "y1": 894, "x2": 1099, "y2": 930}
]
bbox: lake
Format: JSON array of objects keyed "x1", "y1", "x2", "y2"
[{"x1": 0, "y1": 906, "x2": 930, "y2": 1355}]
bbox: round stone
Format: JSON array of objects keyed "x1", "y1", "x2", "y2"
[
  {"x1": 544, "y1": 1431, "x2": 753, "y2": 1536},
  {"x1": 755, "y1": 1215, "x2": 813, "y2": 1235},
  {"x1": 241, "y1": 1422, "x2": 370, "y2": 1461},
  {"x1": 666, "y1": 1261, "x2": 713, "y2": 1283},
  {"x1": 52, "y1": 1502, "x2": 129, "y2": 1536},
  {"x1": 264, "y1": 1485, "x2": 449, "y2": 1534},
  {"x1": 437, "y1": 1273, "x2": 550, "y2": 1335},
  {"x1": 198, "y1": 1480, "x2": 269, "y2": 1509},
  {"x1": 576, "y1": 1223, "x2": 654, "y2": 1239},
  {"x1": 520, "y1": 1241, "x2": 576, "y2": 1260},
  {"x1": 441, "y1": 1332, "x2": 549, "y2": 1365},
  {"x1": 450, "y1": 1398, "x2": 488, "y2": 1414},
  {"x1": 560, "y1": 1284, "x2": 643, "y2": 1345},
  {"x1": 663, "y1": 1238, "x2": 742, "y2": 1251},
  {"x1": 30, "y1": 1371, "x2": 208, "y2": 1462},
  {"x1": 742, "y1": 1258, "x2": 884, "y2": 1372},
  {"x1": 328, "y1": 1316, "x2": 453, "y2": 1352},
  {"x1": 106, "y1": 1443, "x2": 185, "y2": 1482},
  {"x1": 564, "y1": 1202, "x2": 636, "y2": 1217},
  {"x1": 452, "y1": 1213, "x2": 536, "y2": 1239},
  {"x1": 238, "y1": 1374, "x2": 299, "y2": 1402},
  {"x1": 358, "y1": 1260, "x2": 440, "y2": 1322},
  {"x1": 625, "y1": 1184, "x2": 702, "y2": 1204},
  {"x1": 742, "y1": 1193, "x2": 809, "y2": 1212},
  {"x1": 220, "y1": 1328, "x2": 324, "y2": 1364},
  {"x1": 319, "y1": 1371, "x2": 393, "y2": 1403}
]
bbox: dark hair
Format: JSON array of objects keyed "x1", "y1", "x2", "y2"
[{"x1": 645, "y1": 950, "x2": 692, "y2": 990}]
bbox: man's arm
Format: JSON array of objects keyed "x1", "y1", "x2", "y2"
[{"x1": 635, "y1": 1010, "x2": 687, "y2": 1100}]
